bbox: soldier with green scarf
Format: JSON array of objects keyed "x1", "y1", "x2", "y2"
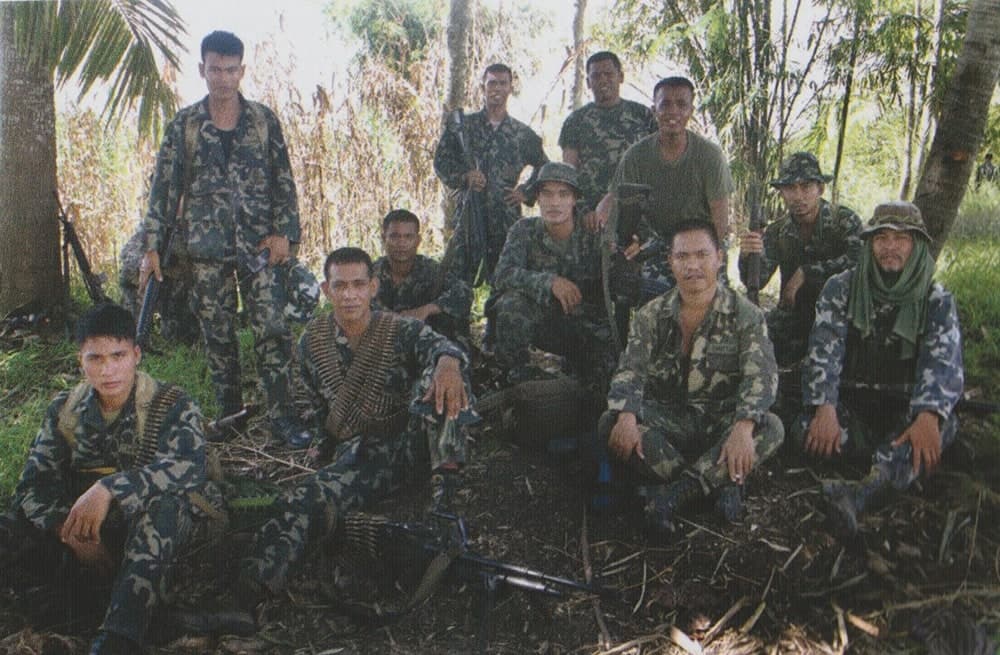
[{"x1": 793, "y1": 201, "x2": 964, "y2": 538}]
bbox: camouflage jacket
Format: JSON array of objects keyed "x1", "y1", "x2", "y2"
[
  {"x1": 801, "y1": 270, "x2": 964, "y2": 420},
  {"x1": 372, "y1": 255, "x2": 472, "y2": 321},
  {"x1": 738, "y1": 199, "x2": 862, "y2": 295},
  {"x1": 296, "y1": 312, "x2": 470, "y2": 436},
  {"x1": 13, "y1": 372, "x2": 206, "y2": 531},
  {"x1": 493, "y1": 216, "x2": 604, "y2": 312},
  {"x1": 608, "y1": 285, "x2": 778, "y2": 424},
  {"x1": 433, "y1": 109, "x2": 548, "y2": 235},
  {"x1": 558, "y1": 99, "x2": 657, "y2": 212},
  {"x1": 143, "y1": 94, "x2": 300, "y2": 264}
]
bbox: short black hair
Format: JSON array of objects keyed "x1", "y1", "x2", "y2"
[
  {"x1": 587, "y1": 51, "x2": 622, "y2": 73},
  {"x1": 201, "y1": 31, "x2": 244, "y2": 61},
  {"x1": 75, "y1": 303, "x2": 136, "y2": 346},
  {"x1": 669, "y1": 219, "x2": 720, "y2": 251},
  {"x1": 653, "y1": 76, "x2": 695, "y2": 99},
  {"x1": 382, "y1": 209, "x2": 421, "y2": 233},
  {"x1": 483, "y1": 63, "x2": 513, "y2": 81},
  {"x1": 324, "y1": 247, "x2": 374, "y2": 280},
  {"x1": 987, "y1": 153, "x2": 994, "y2": 160}
]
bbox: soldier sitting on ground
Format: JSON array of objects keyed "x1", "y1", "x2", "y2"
[
  {"x1": 492, "y1": 162, "x2": 616, "y2": 391},
  {"x1": 597, "y1": 220, "x2": 783, "y2": 537},
  {"x1": 373, "y1": 209, "x2": 472, "y2": 345},
  {"x1": 0, "y1": 303, "x2": 217, "y2": 655},
  {"x1": 794, "y1": 202, "x2": 963, "y2": 538},
  {"x1": 738, "y1": 152, "x2": 862, "y2": 367},
  {"x1": 237, "y1": 247, "x2": 473, "y2": 609}
]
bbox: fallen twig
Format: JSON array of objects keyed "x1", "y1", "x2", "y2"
[
  {"x1": 704, "y1": 595, "x2": 748, "y2": 645},
  {"x1": 580, "y1": 504, "x2": 612, "y2": 648}
]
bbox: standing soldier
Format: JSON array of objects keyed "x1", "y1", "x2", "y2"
[
  {"x1": 558, "y1": 51, "x2": 657, "y2": 230},
  {"x1": 738, "y1": 152, "x2": 863, "y2": 366},
  {"x1": 139, "y1": 31, "x2": 311, "y2": 446},
  {"x1": 975, "y1": 152, "x2": 997, "y2": 190},
  {"x1": 433, "y1": 63, "x2": 548, "y2": 346},
  {"x1": 598, "y1": 221, "x2": 782, "y2": 536},
  {"x1": 373, "y1": 209, "x2": 472, "y2": 344},
  {"x1": 795, "y1": 202, "x2": 964, "y2": 538}
]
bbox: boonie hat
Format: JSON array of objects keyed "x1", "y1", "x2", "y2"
[
  {"x1": 860, "y1": 201, "x2": 931, "y2": 241},
  {"x1": 529, "y1": 162, "x2": 580, "y2": 194},
  {"x1": 770, "y1": 152, "x2": 834, "y2": 187}
]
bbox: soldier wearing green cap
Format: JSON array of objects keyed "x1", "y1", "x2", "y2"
[
  {"x1": 793, "y1": 201, "x2": 964, "y2": 539},
  {"x1": 492, "y1": 162, "x2": 616, "y2": 389},
  {"x1": 738, "y1": 152, "x2": 862, "y2": 366}
]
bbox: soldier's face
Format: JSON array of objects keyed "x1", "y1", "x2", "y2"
[
  {"x1": 538, "y1": 181, "x2": 576, "y2": 227},
  {"x1": 777, "y1": 181, "x2": 824, "y2": 222},
  {"x1": 483, "y1": 72, "x2": 512, "y2": 110},
  {"x1": 383, "y1": 221, "x2": 421, "y2": 265},
  {"x1": 871, "y1": 230, "x2": 915, "y2": 273},
  {"x1": 78, "y1": 337, "x2": 141, "y2": 411},
  {"x1": 670, "y1": 229, "x2": 722, "y2": 296},
  {"x1": 200, "y1": 52, "x2": 245, "y2": 102},
  {"x1": 653, "y1": 86, "x2": 694, "y2": 137},
  {"x1": 587, "y1": 59, "x2": 624, "y2": 106},
  {"x1": 323, "y1": 263, "x2": 377, "y2": 325}
]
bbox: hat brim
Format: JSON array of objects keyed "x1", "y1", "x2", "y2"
[
  {"x1": 860, "y1": 222, "x2": 931, "y2": 241},
  {"x1": 769, "y1": 174, "x2": 834, "y2": 188}
]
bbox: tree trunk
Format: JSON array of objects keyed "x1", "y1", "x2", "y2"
[
  {"x1": 913, "y1": 0, "x2": 1000, "y2": 256},
  {"x1": 0, "y1": 4, "x2": 61, "y2": 318},
  {"x1": 445, "y1": 0, "x2": 474, "y2": 112},
  {"x1": 570, "y1": 0, "x2": 587, "y2": 111}
]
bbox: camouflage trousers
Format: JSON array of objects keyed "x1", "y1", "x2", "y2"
[
  {"x1": 241, "y1": 429, "x2": 433, "y2": 592},
  {"x1": 191, "y1": 260, "x2": 294, "y2": 419},
  {"x1": 494, "y1": 290, "x2": 616, "y2": 391},
  {"x1": 791, "y1": 400, "x2": 959, "y2": 490},
  {"x1": 0, "y1": 494, "x2": 193, "y2": 644},
  {"x1": 765, "y1": 279, "x2": 825, "y2": 367},
  {"x1": 598, "y1": 403, "x2": 784, "y2": 491}
]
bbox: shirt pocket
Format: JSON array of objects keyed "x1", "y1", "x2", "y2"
[{"x1": 704, "y1": 343, "x2": 739, "y2": 373}]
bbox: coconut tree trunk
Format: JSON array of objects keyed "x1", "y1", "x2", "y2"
[
  {"x1": 446, "y1": 0, "x2": 474, "y2": 111},
  {"x1": 913, "y1": 0, "x2": 1000, "y2": 256},
  {"x1": 0, "y1": 3, "x2": 61, "y2": 318}
]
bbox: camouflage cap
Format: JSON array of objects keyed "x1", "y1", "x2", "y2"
[
  {"x1": 529, "y1": 161, "x2": 580, "y2": 194},
  {"x1": 285, "y1": 259, "x2": 320, "y2": 323},
  {"x1": 860, "y1": 201, "x2": 931, "y2": 241},
  {"x1": 770, "y1": 152, "x2": 834, "y2": 187}
]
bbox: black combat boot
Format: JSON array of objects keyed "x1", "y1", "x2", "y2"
[
  {"x1": 823, "y1": 465, "x2": 890, "y2": 538},
  {"x1": 714, "y1": 484, "x2": 744, "y2": 523},
  {"x1": 645, "y1": 477, "x2": 705, "y2": 539}
]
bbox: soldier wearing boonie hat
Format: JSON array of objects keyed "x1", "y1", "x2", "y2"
[
  {"x1": 528, "y1": 161, "x2": 581, "y2": 195},
  {"x1": 738, "y1": 151, "x2": 863, "y2": 368},
  {"x1": 794, "y1": 198, "x2": 964, "y2": 541}
]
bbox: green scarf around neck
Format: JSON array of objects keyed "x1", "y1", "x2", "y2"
[{"x1": 846, "y1": 238, "x2": 935, "y2": 359}]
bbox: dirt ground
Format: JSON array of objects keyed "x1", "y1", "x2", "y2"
[{"x1": 2, "y1": 353, "x2": 999, "y2": 654}]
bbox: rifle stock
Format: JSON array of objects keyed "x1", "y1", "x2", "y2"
[
  {"x1": 135, "y1": 226, "x2": 173, "y2": 348},
  {"x1": 55, "y1": 192, "x2": 108, "y2": 305}
]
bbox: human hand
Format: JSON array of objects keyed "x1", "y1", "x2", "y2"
[
  {"x1": 550, "y1": 276, "x2": 582, "y2": 314},
  {"x1": 139, "y1": 251, "x2": 162, "y2": 293},
  {"x1": 465, "y1": 170, "x2": 486, "y2": 192},
  {"x1": 739, "y1": 231, "x2": 763, "y2": 256},
  {"x1": 60, "y1": 482, "x2": 112, "y2": 546},
  {"x1": 258, "y1": 235, "x2": 291, "y2": 266},
  {"x1": 781, "y1": 268, "x2": 805, "y2": 308},
  {"x1": 422, "y1": 356, "x2": 468, "y2": 420},
  {"x1": 622, "y1": 235, "x2": 642, "y2": 260},
  {"x1": 504, "y1": 186, "x2": 527, "y2": 206},
  {"x1": 892, "y1": 411, "x2": 942, "y2": 476},
  {"x1": 804, "y1": 404, "x2": 842, "y2": 458},
  {"x1": 609, "y1": 412, "x2": 642, "y2": 461},
  {"x1": 718, "y1": 419, "x2": 756, "y2": 483},
  {"x1": 582, "y1": 211, "x2": 602, "y2": 233}
]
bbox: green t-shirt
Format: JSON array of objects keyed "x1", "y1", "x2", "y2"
[{"x1": 610, "y1": 130, "x2": 734, "y2": 241}]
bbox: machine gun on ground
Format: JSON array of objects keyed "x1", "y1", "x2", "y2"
[{"x1": 55, "y1": 193, "x2": 109, "y2": 305}]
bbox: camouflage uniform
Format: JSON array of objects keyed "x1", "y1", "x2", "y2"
[
  {"x1": 493, "y1": 215, "x2": 615, "y2": 390},
  {"x1": 792, "y1": 269, "x2": 964, "y2": 489},
  {"x1": 119, "y1": 228, "x2": 200, "y2": 345},
  {"x1": 601, "y1": 286, "x2": 783, "y2": 490},
  {"x1": 241, "y1": 312, "x2": 470, "y2": 592},
  {"x1": 373, "y1": 254, "x2": 472, "y2": 341},
  {"x1": 738, "y1": 198, "x2": 863, "y2": 365},
  {"x1": 557, "y1": 100, "x2": 657, "y2": 213},
  {"x1": 434, "y1": 110, "x2": 548, "y2": 284},
  {"x1": 143, "y1": 94, "x2": 301, "y2": 419},
  {"x1": 0, "y1": 372, "x2": 209, "y2": 645}
]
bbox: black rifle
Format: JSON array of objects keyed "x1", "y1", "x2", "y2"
[
  {"x1": 745, "y1": 182, "x2": 764, "y2": 305},
  {"x1": 135, "y1": 227, "x2": 174, "y2": 349},
  {"x1": 602, "y1": 183, "x2": 653, "y2": 351},
  {"x1": 55, "y1": 193, "x2": 108, "y2": 305},
  {"x1": 451, "y1": 110, "x2": 489, "y2": 286}
]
